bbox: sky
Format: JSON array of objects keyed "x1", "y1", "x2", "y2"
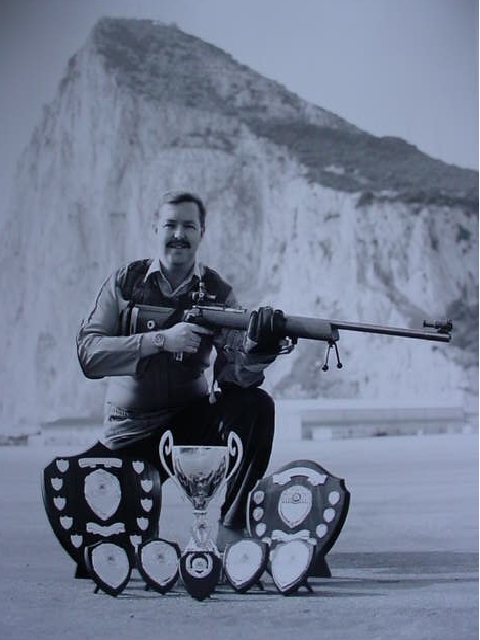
[{"x1": 0, "y1": 0, "x2": 478, "y2": 215}]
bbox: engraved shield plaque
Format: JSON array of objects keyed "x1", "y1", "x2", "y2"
[
  {"x1": 247, "y1": 459, "x2": 350, "y2": 575},
  {"x1": 42, "y1": 451, "x2": 162, "y2": 576}
]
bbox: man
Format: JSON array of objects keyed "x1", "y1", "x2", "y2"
[{"x1": 76, "y1": 191, "x2": 286, "y2": 544}]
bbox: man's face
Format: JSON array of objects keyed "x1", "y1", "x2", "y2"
[{"x1": 156, "y1": 201, "x2": 204, "y2": 270}]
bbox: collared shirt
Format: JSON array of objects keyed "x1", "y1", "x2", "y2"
[{"x1": 143, "y1": 258, "x2": 202, "y2": 298}]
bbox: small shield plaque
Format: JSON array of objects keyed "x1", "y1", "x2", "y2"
[
  {"x1": 137, "y1": 538, "x2": 180, "y2": 594},
  {"x1": 270, "y1": 539, "x2": 314, "y2": 595},
  {"x1": 84, "y1": 541, "x2": 133, "y2": 596},
  {"x1": 223, "y1": 539, "x2": 269, "y2": 593}
]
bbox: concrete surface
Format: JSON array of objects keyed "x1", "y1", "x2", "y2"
[{"x1": 0, "y1": 433, "x2": 477, "y2": 640}]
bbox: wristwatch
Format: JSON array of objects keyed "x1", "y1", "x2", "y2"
[{"x1": 152, "y1": 331, "x2": 166, "y2": 350}]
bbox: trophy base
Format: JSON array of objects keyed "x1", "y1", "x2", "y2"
[{"x1": 179, "y1": 550, "x2": 222, "y2": 601}]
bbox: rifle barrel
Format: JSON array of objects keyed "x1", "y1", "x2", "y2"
[
  {"x1": 330, "y1": 319, "x2": 451, "y2": 343},
  {"x1": 196, "y1": 308, "x2": 451, "y2": 343}
]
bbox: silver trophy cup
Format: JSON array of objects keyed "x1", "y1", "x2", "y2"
[{"x1": 159, "y1": 430, "x2": 243, "y2": 553}]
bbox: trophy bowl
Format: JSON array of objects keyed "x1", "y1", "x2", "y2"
[{"x1": 159, "y1": 430, "x2": 243, "y2": 553}]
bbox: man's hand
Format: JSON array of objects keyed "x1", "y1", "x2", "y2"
[
  {"x1": 244, "y1": 307, "x2": 286, "y2": 355},
  {"x1": 141, "y1": 322, "x2": 213, "y2": 357},
  {"x1": 162, "y1": 322, "x2": 213, "y2": 353}
]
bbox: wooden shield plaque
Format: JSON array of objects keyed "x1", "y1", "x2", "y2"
[
  {"x1": 246, "y1": 459, "x2": 350, "y2": 578},
  {"x1": 42, "y1": 452, "x2": 162, "y2": 578}
]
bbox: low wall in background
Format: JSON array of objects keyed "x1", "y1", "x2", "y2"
[
  {"x1": 274, "y1": 398, "x2": 476, "y2": 442},
  {"x1": 1, "y1": 396, "x2": 476, "y2": 446}
]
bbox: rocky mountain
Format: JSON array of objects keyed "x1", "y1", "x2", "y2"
[{"x1": 0, "y1": 17, "x2": 477, "y2": 431}]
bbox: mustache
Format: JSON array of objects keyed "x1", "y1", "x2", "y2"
[{"x1": 167, "y1": 239, "x2": 191, "y2": 249}]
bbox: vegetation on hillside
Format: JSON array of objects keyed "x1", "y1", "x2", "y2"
[{"x1": 89, "y1": 17, "x2": 478, "y2": 213}]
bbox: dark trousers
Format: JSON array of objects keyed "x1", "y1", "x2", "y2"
[{"x1": 86, "y1": 387, "x2": 275, "y2": 529}]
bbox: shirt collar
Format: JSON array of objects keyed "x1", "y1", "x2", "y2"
[{"x1": 144, "y1": 258, "x2": 203, "y2": 296}]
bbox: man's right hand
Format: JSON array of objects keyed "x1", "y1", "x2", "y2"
[
  {"x1": 161, "y1": 322, "x2": 213, "y2": 353},
  {"x1": 140, "y1": 322, "x2": 214, "y2": 358}
]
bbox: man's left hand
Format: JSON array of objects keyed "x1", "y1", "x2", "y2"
[{"x1": 244, "y1": 307, "x2": 286, "y2": 355}]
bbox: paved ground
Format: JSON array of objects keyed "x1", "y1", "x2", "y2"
[{"x1": 0, "y1": 433, "x2": 477, "y2": 640}]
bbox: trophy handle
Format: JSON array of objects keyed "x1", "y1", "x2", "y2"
[
  {"x1": 224, "y1": 431, "x2": 243, "y2": 484},
  {"x1": 159, "y1": 430, "x2": 175, "y2": 479}
]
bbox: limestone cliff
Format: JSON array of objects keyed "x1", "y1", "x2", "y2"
[{"x1": 0, "y1": 17, "x2": 477, "y2": 430}]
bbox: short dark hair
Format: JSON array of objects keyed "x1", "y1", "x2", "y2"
[{"x1": 158, "y1": 190, "x2": 206, "y2": 231}]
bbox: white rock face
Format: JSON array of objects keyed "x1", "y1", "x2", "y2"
[{"x1": 0, "y1": 18, "x2": 477, "y2": 431}]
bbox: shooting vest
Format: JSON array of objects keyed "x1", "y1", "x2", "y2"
[
  {"x1": 104, "y1": 260, "x2": 233, "y2": 413},
  {"x1": 120, "y1": 259, "x2": 232, "y2": 313}
]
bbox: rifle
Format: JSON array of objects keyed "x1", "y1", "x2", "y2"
[{"x1": 124, "y1": 291, "x2": 452, "y2": 371}]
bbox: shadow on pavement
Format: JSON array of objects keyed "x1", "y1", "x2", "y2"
[{"x1": 93, "y1": 550, "x2": 478, "y2": 601}]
